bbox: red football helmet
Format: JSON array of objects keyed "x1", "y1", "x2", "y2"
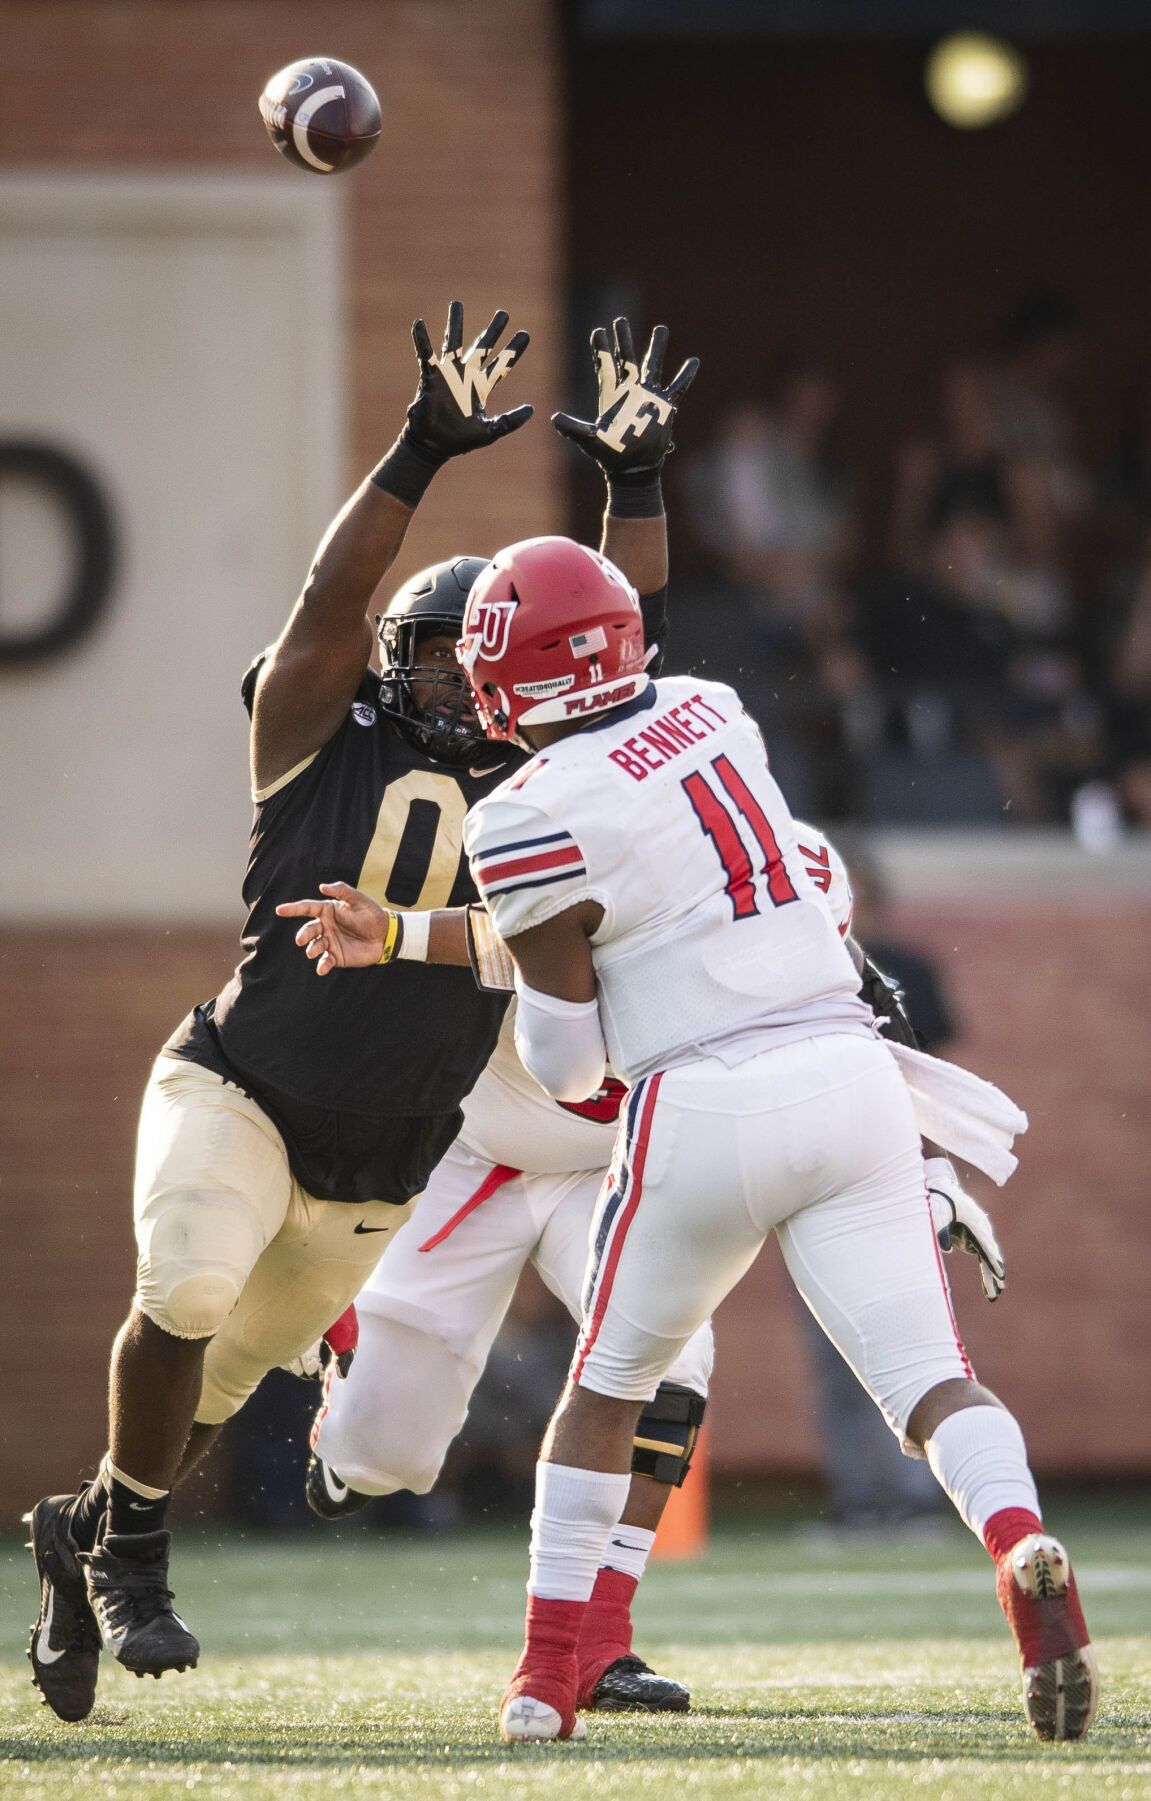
[{"x1": 457, "y1": 536, "x2": 649, "y2": 742}]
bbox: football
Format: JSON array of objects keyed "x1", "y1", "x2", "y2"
[{"x1": 258, "y1": 57, "x2": 381, "y2": 174}]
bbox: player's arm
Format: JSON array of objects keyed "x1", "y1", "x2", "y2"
[
  {"x1": 553, "y1": 317, "x2": 698, "y2": 664},
  {"x1": 275, "y1": 884, "x2": 472, "y2": 975},
  {"x1": 251, "y1": 302, "x2": 532, "y2": 793},
  {"x1": 460, "y1": 793, "x2": 610, "y2": 1099},
  {"x1": 499, "y1": 903, "x2": 607, "y2": 1103}
]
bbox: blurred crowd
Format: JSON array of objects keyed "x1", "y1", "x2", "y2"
[{"x1": 684, "y1": 293, "x2": 1151, "y2": 834}]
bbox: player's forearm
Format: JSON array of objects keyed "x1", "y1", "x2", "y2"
[
  {"x1": 383, "y1": 907, "x2": 472, "y2": 968},
  {"x1": 297, "y1": 478, "x2": 417, "y2": 633},
  {"x1": 424, "y1": 909, "x2": 471, "y2": 967},
  {"x1": 601, "y1": 499, "x2": 668, "y2": 600},
  {"x1": 514, "y1": 982, "x2": 607, "y2": 1102}
]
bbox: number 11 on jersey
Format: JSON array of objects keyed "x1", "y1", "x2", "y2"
[{"x1": 682, "y1": 753, "x2": 798, "y2": 919}]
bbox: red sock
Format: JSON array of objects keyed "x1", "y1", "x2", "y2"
[
  {"x1": 576, "y1": 1566, "x2": 637, "y2": 1706},
  {"x1": 502, "y1": 1596, "x2": 584, "y2": 1737},
  {"x1": 983, "y1": 1507, "x2": 1043, "y2": 1561}
]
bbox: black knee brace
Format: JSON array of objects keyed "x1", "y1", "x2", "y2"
[{"x1": 631, "y1": 1382, "x2": 707, "y2": 1487}]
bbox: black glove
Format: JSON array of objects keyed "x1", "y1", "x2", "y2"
[
  {"x1": 859, "y1": 952, "x2": 922, "y2": 1049},
  {"x1": 406, "y1": 300, "x2": 532, "y2": 459},
  {"x1": 552, "y1": 317, "x2": 698, "y2": 491},
  {"x1": 373, "y1": 301, "x2": 532, "y2": 507}
]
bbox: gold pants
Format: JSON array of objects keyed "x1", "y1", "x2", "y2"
[{"x1": 133, "y1": 1056, "x2": 411, "y2": 1424}]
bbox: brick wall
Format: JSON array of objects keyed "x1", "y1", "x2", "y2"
[{"x1": 2, "y1": 888, "x2": 1148, "y2": 1517}]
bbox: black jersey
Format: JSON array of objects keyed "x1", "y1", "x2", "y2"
[{"x1": 166, "y1": 668, "x2": 525, "y2": 1203}]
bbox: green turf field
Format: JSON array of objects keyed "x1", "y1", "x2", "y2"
[{"x1": 2, "y1": 1501, "x2": 1148, "y2": 1799}]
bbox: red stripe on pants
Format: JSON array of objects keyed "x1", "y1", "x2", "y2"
[
  {"x1": 418, "y1": 1163, "x2": 520, "y2": 1252},
  {"x1": 572, "y1": 1075, "x2": 662, "y2": 1385}
]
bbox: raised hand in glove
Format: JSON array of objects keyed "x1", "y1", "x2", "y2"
[
  {"x1": 407, "y1": 300, "x2": 532, "y2": 457},
  {"x1": 373, "y1": 301, "x2": 532, "y2": 508},
  {"x1": 552, "y1": 317, "x2": 698, "y2": 488},
  {"x1": 925, "y1": 1157, "x2": 1006, "y2": 1302}
]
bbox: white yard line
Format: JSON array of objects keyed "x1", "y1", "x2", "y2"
[{"x1": 664, "y1": 1565, "x2": 1151, "y2": 1596}]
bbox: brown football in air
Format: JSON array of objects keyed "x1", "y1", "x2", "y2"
[{"x1": 259, "y1": 58, "x2": 381, "y2": 174}]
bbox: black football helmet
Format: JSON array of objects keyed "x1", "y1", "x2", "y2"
[{"x1": 377, "y1": 556, "x2": 489, "y2": 763}]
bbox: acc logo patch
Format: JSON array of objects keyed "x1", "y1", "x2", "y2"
[{"x1": 351, "y1": 702, "x2": 377, "y2": 727}]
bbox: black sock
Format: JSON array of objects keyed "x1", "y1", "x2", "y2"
[
  {"x1": 106, "y1": 1471, "x2": 170, "y2": 1538},
  {"x1": 67, "y1": 1468, "x2": 110, "y2": 1552}
]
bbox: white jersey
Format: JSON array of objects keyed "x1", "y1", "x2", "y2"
[
  {"x1": 464, "y1": 677, "x2": 870, "y2": 1086},
  {"x1": 457, "y1": 816, "x2": 853, "y2": 1173}
]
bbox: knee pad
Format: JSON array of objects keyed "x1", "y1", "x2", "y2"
[
  {"x1": 631, "y1": 1382, "x2": 707, "y2": 1488},
  {"x1": 140, "y1": 1272, "x2": 240, "y2": 1340}
]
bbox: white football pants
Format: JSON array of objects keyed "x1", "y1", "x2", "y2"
[
  {"x1": 575, "y1": 1033, "x2": 973, "y2": 1435},
  {"x1": 314, "y1": 1139, "x2": 715, "y2": 1495}
]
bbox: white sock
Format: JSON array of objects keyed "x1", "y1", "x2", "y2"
[
  {"x1": 600, "y1": 1523, "x2": 656, "y2": 1583},
  {"x1": 527, "y1": 1462, "x2": 632, "y2": 1602},
  {"x1": 925, "y1": 1406, "x2": 1040, "y2": 1539}
]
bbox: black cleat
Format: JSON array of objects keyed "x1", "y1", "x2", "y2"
[
  {"x1": 590, "y1": 1654, "x2": 691, "y2": 1713},
  {"x1": 80, "y1": 1529, "x2": 199, "y2": 1678},
  {"x1": 25, "y1": 1494, "x2": 102, "y2": 1722},
  {"x1": 305, "y1": 1452, "x2": 371, "y2": 1520}
]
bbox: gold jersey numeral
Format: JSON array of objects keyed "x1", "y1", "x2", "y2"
[{"x1": 356, "y1": 769, "x2": 469, "y2": 913}]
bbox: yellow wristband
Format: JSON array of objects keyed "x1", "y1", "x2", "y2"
[{"x1": 377, "y1": 912, "x2": 403, "y2": 965}]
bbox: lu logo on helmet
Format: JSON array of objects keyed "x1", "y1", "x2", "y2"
[{"x1": 464, "y1": 596, "x2": 518, "y2": 661}]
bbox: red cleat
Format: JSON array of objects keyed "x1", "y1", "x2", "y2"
[
  {"x1": 995, "y1": 1532, "x2": 1099, "y2": 1740},
  {"x1": 500, "y1": 1598, "x2": 586, "y2": 1743},
  {"x1": 500, "y1": 1675, "x2": 586, "y2": 1743}
]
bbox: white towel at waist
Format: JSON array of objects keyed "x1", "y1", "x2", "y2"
[{"x1": 885, "y1": 1040, "x2": 1028, "y2": 1186}]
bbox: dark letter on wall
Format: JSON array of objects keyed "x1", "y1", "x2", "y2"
[{"x1": 0, "y1": 441, "x2": 117, "y2": 665}]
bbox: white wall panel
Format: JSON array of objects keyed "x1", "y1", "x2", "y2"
[{"x1": 0, "y1": 176, "x2": 343, "y2": 918}]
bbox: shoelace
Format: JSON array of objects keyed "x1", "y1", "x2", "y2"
[{"x1": 91, "y1": 1563, "x2": 177, "y2": 1631}]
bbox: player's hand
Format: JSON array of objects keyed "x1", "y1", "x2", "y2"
[
  {"x1": 925, "y1": 1157, "x2": 1006, "y2": 1302},
  {"x1": 276, "y1": 881, "x2": 390, "y2": 976},
  {"x1": 552, "y1": 317, "x2": 699, "y2": 481},
  {"x1": 404, "y1": 301, "x2": 532, "y2": 461},
  {"x1": 282, "y1": 1304, "x2": 359, "y2": 1381}
]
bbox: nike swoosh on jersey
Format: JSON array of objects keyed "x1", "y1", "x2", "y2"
[
  {"x1": 36, "y1": 1587, "x2": 67, "y2": 1664},
  {"x1": 128, "y1": 1499, "x2": 154, "y2": 1511},
  {"x1": 469, "y1": 763, "x2": 507, "y2": 779},
  {"x1": 353, "y1": 1222, "x2": 388, "y2": 1234}
]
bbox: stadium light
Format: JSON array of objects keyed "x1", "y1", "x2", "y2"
[{"x1": 925, "y1": 32, "x2": 1028, "y2": 131}]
